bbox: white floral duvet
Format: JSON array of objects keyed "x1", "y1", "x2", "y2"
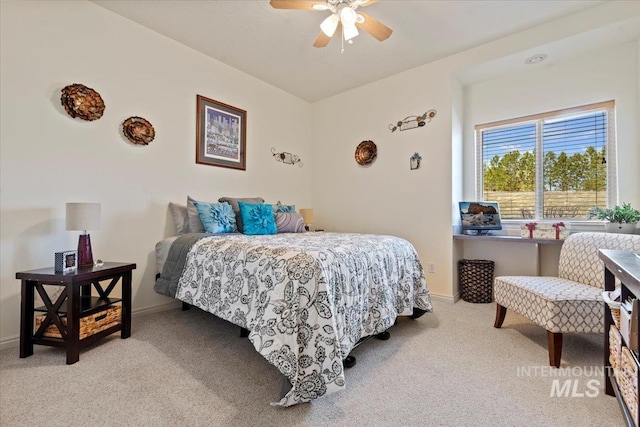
[{"x1": 174, "y1": 232, "x2": 432, "y2": 406}]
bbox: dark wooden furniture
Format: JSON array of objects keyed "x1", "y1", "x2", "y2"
[
  {"x1": 17, "y1": 262, "x2": 136, "y2": 364},
  {"x1": 600, "y1": 249, "x2": 640, "y2": 427}
]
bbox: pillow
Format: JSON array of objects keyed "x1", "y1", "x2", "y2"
[
  {"x1": 275, "y1": 212, "x2": 305, "y2": 233},
  {"x1": 218, "y1": 197, "x2": 265, "y2": 232},
  {"x1": 195, "y1": 201, "x2": 237, "y2": 234},
  {"x1": 273, "y1": 201, "x2": 296, "y2": 213},
  {"x1": 187, "y1": 196, "x2": 206, "y2": 233},
  {"x1": 169, "y1": 202, "x2": 189, "y2": 235},
  {"x1": 238, "y1": 201, "x2": 277, "y2": 235}
]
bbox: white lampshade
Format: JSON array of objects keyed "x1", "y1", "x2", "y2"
[
  {"x1": 300, "y1": 208, "x2": 314, "y2": 225},
  {"x1": 343, "y1": 24, "x2": 359, "y2": 41},
  {"x1": 320, "y1": 14, "x2": 340, "y2": 37},
  {"x1": 340, "y1": 7, "x2": 357, "y2": 27},
  {"x1": 66, "y1": 203, "x2": 101, "y2": 231}
]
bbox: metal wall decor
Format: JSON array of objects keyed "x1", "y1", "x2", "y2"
[
  {"x1": 410, "y1": 152, "x2": 422, "y2": 170},
  {"x1": 122, "y1": 116, "x2": 155, "y2": 145},
  {"x1": 389, "y1": 109, "x2": 436, "y2": 132},
  {"x1": 60, "y1": 83, "x2": 105, "y2": 121},
  {"x1": 355, "y1": 140, "x2": 377, "y2": 166},
  {"x1": 272, "y1": 148, "x2": 303, "y2": 167}
]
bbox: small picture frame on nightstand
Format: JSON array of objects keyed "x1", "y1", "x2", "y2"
[{"x1": 55, "y1": 250, "x2": 77, "y2": 273}]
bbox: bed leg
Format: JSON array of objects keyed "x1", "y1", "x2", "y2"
[
  {"x1": 343, "y1": 355, "x2": 356, "y2": 368},
  {"x1": 410, "y1": 308, "x2": 427, "y2": 319},
  {"x1": 280, "y1": 377, "x2": 293, "y2": 399},
  {"x1": 240, "y1": 327, "x2": 249, "y2": 338},
  {"x1": 376, "y1": 331, "x2": 391, "y2": 340},
  {"x1": 182, "y1": 301, "x2": 190, "y2": 311}
]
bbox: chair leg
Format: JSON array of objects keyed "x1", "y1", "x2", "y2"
[
  {"x1": 547, "y1": 331, "x2": 563, "y2": 368},
  {"x1": 494, "y1": 304, "x2": 507, "y2": 328}
]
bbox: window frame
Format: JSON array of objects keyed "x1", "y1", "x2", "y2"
[{"x1": 474, "y1": 100, "x2": 617, "y2": 221}]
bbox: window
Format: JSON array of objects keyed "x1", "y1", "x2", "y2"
[{"x1": 475, "y1": 101, "x2": 616, "y2": 220}]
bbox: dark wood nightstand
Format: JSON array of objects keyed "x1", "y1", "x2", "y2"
[{"x1": 17, "y1": 262, "x2": 136, "y2": 364}]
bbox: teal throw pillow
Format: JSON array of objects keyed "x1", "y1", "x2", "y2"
[
  {"x1": 238, "y1": 202, "x2": 277, "y2": 235},
  {"x1": 195, "y1": 201, "x2": 237, "y2": 234}
]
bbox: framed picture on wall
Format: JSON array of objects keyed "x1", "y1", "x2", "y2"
[{"x1": 196, "y1": 95, "x2": 247, "y2": 170}]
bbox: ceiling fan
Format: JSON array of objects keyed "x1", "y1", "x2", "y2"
[{"x1": 270, "y1": 0, "x2": 392, "y2": 48}]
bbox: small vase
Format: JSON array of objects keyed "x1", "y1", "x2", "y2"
[{"x1": 604, "y1": 222, "x2": 638, "y2": 234}]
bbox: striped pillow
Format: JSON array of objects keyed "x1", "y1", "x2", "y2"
[{"x1": 275, "y1": 212, "x2": 305, "y2": 233}]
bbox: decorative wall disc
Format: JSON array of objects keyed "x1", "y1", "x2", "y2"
[
  {"x1": 122, "y1": 116, "x2": 155, "y2": 145},
  {"x1": 60, "y1": 83, "x2": 105, "y2": 121},
  {"x1": 355, "y1": 140, "x2": 377, "y2": 166}
]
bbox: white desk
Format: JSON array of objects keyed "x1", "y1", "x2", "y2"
[{"x1": 453, "y1": 234, "x2": 564, "y2": 276}]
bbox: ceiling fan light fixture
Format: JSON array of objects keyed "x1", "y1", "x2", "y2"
[
  {"x1": 343, "y1": 24, "x2": 359, "y2": 41},
  {"x1": 320, "y1": 14, "x2": 340, "y2": 37},
  {"x1": 340, "y1": 6, "x2": 357, "y2": 27}
]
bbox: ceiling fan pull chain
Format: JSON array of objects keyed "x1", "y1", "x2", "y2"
[{"x1": 341, "y1": 26, "x2": 345, "y2": 53}]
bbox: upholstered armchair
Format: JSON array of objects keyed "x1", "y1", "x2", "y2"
[{"x1": 493, "y1": 232, "x2": 640, "y2": 367}]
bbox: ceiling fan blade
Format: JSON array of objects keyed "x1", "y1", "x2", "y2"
[
  {"x1": 356, "y1": 11, "x2": 392, "y2": 41},
  {"x1": 313, "y1": 30, "x2": 332, "y2": 48},
  {"x1": 269, "y1": 0, "x2": 325, "y2": 10}
]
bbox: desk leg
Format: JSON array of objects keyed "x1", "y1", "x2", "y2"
[
  {"x1": 19, "y1": 280, "x2": 34, "y2": 358},
  {"x1": 66, "y1": 283, "x2": 80, "y2": 365},
  {"x1": 121, "y1": 271, "x2": 132, "y2": 339}
]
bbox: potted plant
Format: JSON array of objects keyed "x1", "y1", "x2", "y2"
[{"x1": 594, "y1": 203, "x2": 640, "y2": 234}]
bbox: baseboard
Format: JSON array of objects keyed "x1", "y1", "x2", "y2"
[
  {"x1": 429, "y1": 292, "x2": 458, "y2": 303},
  {"x1": 0, "y1": 301, "x2": 182, "y2": 351}
]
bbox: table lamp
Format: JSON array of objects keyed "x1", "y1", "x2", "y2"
[
  {"x1": 300, "y1": 208, "x2": 314, "y2": 231},
  {"x1": 66, "y1": 202, "x2": 101, "y2": 266}
]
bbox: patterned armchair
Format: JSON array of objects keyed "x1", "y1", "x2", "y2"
[{"x1": 493, "y1": 232, "x2": 640, "y2": 367}]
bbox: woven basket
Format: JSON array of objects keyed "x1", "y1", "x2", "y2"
[
  {"x1": 35, "y1": 305, "x2": 121, "y2": 340},
  {"x1": 459, "y1": 259, "x2": 495, "y2": 303},
  {"x1": 609, "y1": 325, "x2": 622, "y2": 371},
  {"x1": 620, "y1": 346, "x2": 639, "y2": 425},
  {"x1": 603, "y1": 291, "x2": 622, "y2": 328}
]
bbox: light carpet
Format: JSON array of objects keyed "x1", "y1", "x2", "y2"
[{"x1": 0, "y1": 299, "x2": 622, "y2": 426}]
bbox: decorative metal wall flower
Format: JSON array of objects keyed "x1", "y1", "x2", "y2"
[
  {"x1": 122, "y1": 116, "x2": 155, "y2": 145},
  {"x1": 272, "y1": 148, "x2": 303, "y2": 167},
  {"x1": 355, "y1": 140, "x2": 377, "y2": 166},
  {"x1": 389, "y1": 109, "x2": 436, "y2": 132},
  {"x1": 60, "y1": 83, "x2": 105, "y2": 121}
]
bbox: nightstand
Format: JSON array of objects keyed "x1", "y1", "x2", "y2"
[{"x1": 17, "y1": 262, "x2": 136, "y2": 364}]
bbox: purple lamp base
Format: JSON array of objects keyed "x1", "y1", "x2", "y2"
[{"x1": 77, "y1": 234, "x2": 94, "y2": 266}]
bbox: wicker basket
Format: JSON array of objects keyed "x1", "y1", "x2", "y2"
[
  {"x1": 35, "y1": 305, "x2": 121, "y2": 340},
  {"x1": 620, "y1": 346, "x2": 639, "y2": 426},
  {"x1": 459, "y1": 259, "x2": 495, "y2": 303},
  {"x1": 610, "y1": 325, "x2": 622, "y2": 371},
  {"x1": 603, "y1": 290, "x2": 622, "y2": 328}
]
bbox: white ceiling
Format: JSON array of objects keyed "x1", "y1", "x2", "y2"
[{"x1": 91, "y1": 0, "x2": 618, "y2": 102}]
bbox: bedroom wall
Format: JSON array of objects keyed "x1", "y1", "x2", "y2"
[
  {"x1": 311, "y1": 3, "x2": 640, "y2": 300},
  {"x1": 462, "y1": 41, "x2": 640, "y2": 209},
  {"x1": 311, "y1": 62, "x2": 455, "y2": 299},
  {"x1": 0, "y1": 1, "x2": 312, "y2": 344}
]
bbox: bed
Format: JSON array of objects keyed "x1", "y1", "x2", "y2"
[{"x1": 154, "y1": 231, "x2": 432, "y2": 406}]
